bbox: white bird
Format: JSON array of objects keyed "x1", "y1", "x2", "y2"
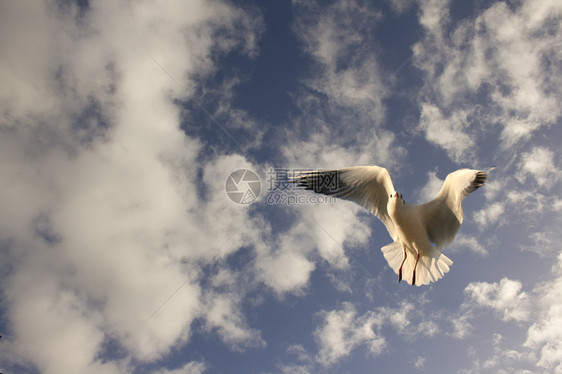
[{"x1": 294, "y1": 166, "x2": 490, "y2": 286}]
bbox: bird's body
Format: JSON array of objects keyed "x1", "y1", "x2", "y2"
[
  {"x1": 294, "y1": 166, "x2": 490, "y2": 286},
  {"x1": 387, "y1": 197, "x2": 430, "y2": 284}
]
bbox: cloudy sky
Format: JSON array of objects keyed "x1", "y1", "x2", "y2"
[{"x1": 1, "y1": 0, "x2": 561, "y2": 373}]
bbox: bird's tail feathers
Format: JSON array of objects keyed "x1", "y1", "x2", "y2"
[
  {"x1": 381, "y1": 241, "x2": 453, "y2": 286},
  {"x1": 381, "y1": 241, "x2": 405, "y2": 274}
]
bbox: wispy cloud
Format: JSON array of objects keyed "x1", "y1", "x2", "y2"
[
  {"x1": 154, "y1": 361, "x2": 207, "y2": 374},
  {"x1": 417, "y1": 169, "x2": 443, "y2": 203},
  {"x1": 516, "y1": 146, "x2": 561, "y2": 189},
  {"x1": 203, "y1": 291, "x2": 265, "y2": 350},
  {"x1": 414, "y1": 355, "x2": 426, "y2": 370},
  {"x1": 448, "y1": 270, "x2": 562, "y2": 371},
  {"x1": 464, "y1": 278, "x2": 531, "y2": 322},
  {"x1": 312, "y1": 300, "x2": 439, "y2": 367},
  {"x1": 524, "y1": 253, "x2": 562, "y2": 371},
  {"x1": 289, "y1": 0, "x2": 403, "y2": 168},
  {"x1": 253, "y1": 0, "x2": 406, "y2": 300},
  {"x1": 414, "y1": 0, "x2": 562, "y2": 160},
  {"x1": 314, "y1": 302, "x2": 388, "y2": 366}
]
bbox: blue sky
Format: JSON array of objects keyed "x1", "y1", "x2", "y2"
[{"x1": 0, "y1": 0, "x2": 561, "y2": 373}]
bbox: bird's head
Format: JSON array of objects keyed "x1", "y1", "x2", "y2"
[{"x1": 389, "y1": 191, "x2": 404, "y2": 205}]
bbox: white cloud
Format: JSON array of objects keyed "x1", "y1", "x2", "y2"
[
  {"x1": 464, "y1": 278, "x2": 530, "y2": 322},
  {"x1": 326, "y1": 271, "x2": 354, "y2": 293},
  {"x1": 416, "y1": 320, "x2": 440, "y2": 338},
  {"x1": 3, "y1": 272, "x2": 125, "y2": 374},
  {"x1": 418, "y1": 0, "x2": 449, "y2": 32},
  {"x1": 256, "y1": 0, "x2": 408, "y2": 299},
  {"x1": 449, "y1": 234, "x2": 488, "y2": 256},
  {"x1": 414, "y1": 0, "x2": 562, "y2": 160},
  {"x1": 290, "y1": 0, "x2": 403, "y2": 170},
  {"x1": 257, "y1": 243, "x2": 316, "y2": 296},
  {"x1": 482, "y1": 178, "x2": 504, "y2": 201},
  {"x1": 457, "y1": 332, "x2": 536, "y2": 374},
  {"x1": 203, "y1": 292, "x2": 265, "y2": 350},
  {"x1": 155, "y1": 361, "x2": 207, "y2": 374},
  {"x1": 387, "y1": 0, "x2": 416, "y2": 14},
  {"x1": 2, "y1": 1, "x2": 560, "y2": 373},
  {"x1": 487, "y1": 182, "x2": 562, "y2": 246},
  {"x1": 517, "y1": 147, "x2": 561, "y2": 189},
  {"x1": 255, "y1": 142, "x2": 388, "y2": 297},
  {"x1": 294, "y1": 0, "x2": 385, "y2": 107},
  {"x1": 279, "y1": 365, "x2": 312, "y2": 374},
  {"x1": 474, "y1": 202, "x2": 505, "y2": 228},
  {"x1": 255, "y1": 189, "x2": 379, "y2": 296},
  {"x1": 414, "y1": 355, "x2": 426, "y2": 370},
  {"x1": 418, "y1": 104, "x2": 475, "y2": 163},
  {"x1": 524, "y1": 231, "x2": 561, "y2": 257},
  {"x1": 287, "y1": 344, "x2": 314, "y2": 364},
  {"x1": 0, "y1": 0, "x2": 265, "y2": 372},
  {"x1": 524, "y1": 253, "x2": 562, "y2": 371},
  {"x1": 448, "y1": 311, "x2": 473, "y2": 340},
  {"x1": 417, "y1": 169, "x2": 443, "y2": 203},
  {"x1": 276, "y1": 345, "x2": 315, "y2": 374},
  {"x1": 314, "y1": 302, "x2": 386, "y2": 366},
  {"x1": 308, "y1": 203, "x2": 371, "y2": 268},
  {"x1": 313, "y1": 301, "x2": 438, "y2": 367},
  {"x1": 449, "y1": 257, "x2": 562, "y2": 372}
]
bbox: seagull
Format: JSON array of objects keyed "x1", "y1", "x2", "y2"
[{"x1": 294, "y1": 166, "x2": 490, "y2": 286}]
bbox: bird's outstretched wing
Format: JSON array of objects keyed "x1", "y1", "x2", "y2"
[
  {"x1": 418, "y1": 169, "x2": 489, "y2": 249},
  {"x1": 293, "y1": 166, "x2": 397, "y2": 239}
]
